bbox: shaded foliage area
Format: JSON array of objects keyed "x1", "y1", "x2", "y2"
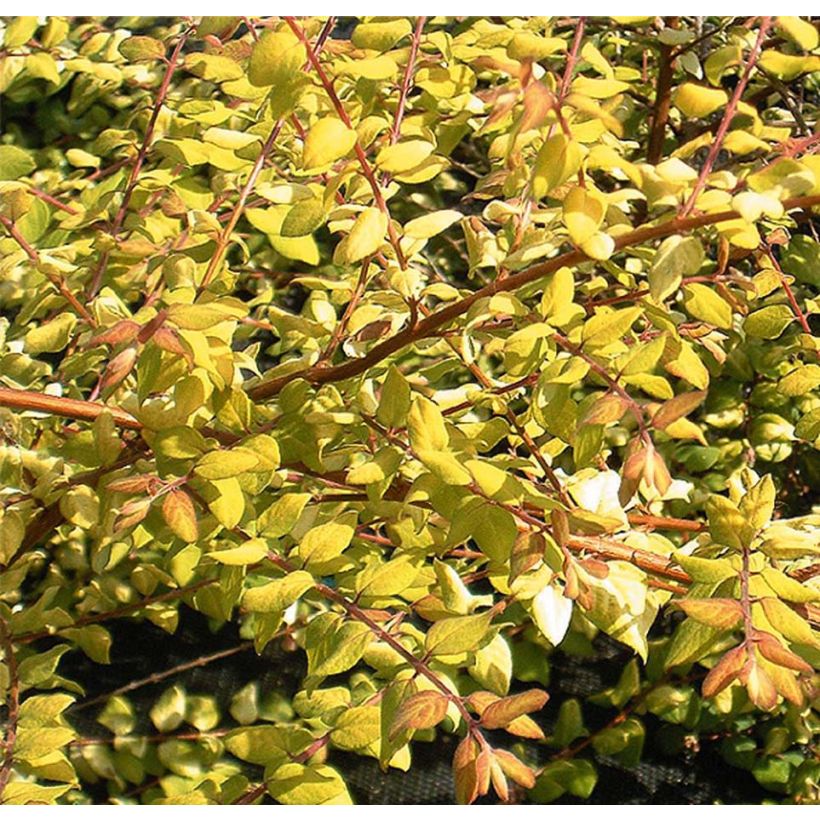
[{"x1": 0, "y1": 14, "x2": 818, "y2": 805}]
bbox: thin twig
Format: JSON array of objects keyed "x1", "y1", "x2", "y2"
[
  {"x1": 248, "y1": 193, "x2": 820, "y2": 401},
  {"x1": 680, "y1": 17, "x2": 771, "y2": 217},
  {"x1": 88, "y1": 26, "x2": 192, "y2": 298}
]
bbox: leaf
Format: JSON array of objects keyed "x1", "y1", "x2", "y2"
[
  {"x1": 258, "y1": 493, "x2": 310, "y2": 538},
  {"x1": 652, "y1": 391, "x2": 707, "y2": 429},
  {"x1": 755, "y1": 632, "x2": 813, "y2": 672},
  {"x1": 298, "y1": 521, "x2": 355, "y2": 565},
  {"x1": 149, "y1": 684, "x2": 187, "y2": 732},
  {"x1": 3, "y1": 16, "x2": 38, "y2": 48},
  {"x1": 582, "y1": 307, "x2": 643, "y2": 349},
  {"x1": 355, "y1": 554, "x2": 420, "y2": 598},
  {"x1": 675, "y1": 598, "x2": 743, "y2": 630},
  {"x1": 579, "y1": 231, "x2": 615, "y2": 261},
  {"x1": 408, "y1": 394, "x2": 449, "y2": 452},
  {"x1": 280, "y1": 197, "x2": 326, "y2": 237},
  {"x1": 480, "y1": 689, "x2": 549, "y2": 729},
  {"x1": 681, "y1": 284, "x2": 733, "y2": 329},
  {"x1": 376, "y1": 365, "x2": 411, "y2": 428},
  {"x1": 665, "y1": 618, "x2": 724, "y2": 669},
  {"x1": 760, "y1": 598, "x2": 817, "y2": 646},
  {"x1": 563, "y1": 187, "x2": 605, "y2": 245},
  {"x1": 195, "y1": 449, "x2": 259, "y2": 480},
  {"x1": 377, "y1": 140, "x2": 435, "y2": 175},
  {"x1": 744, "y1": 305, "x2": 793, "y2": 340},
  {"x1": 705, "y1": 494, "x2": 747, "y2": 550},
  {"x1": 743, "y1": 661, "x2": 778, "y2": 711},
  {"x1": 267, "y1": 762, "x2": 353, "y2": 805},
  {"x1": 403, "y1": 209, "x2": 462, "y2": 240},
  {"x1": 776, "y1": 16, "x2": 819, "y2": 50},
  {"x1": 673, "y1": 83, "x2": 728, "y2": 117},
  {"x1": 739, "y1": 474, "x2": 776, "y2": 533},
  {"x1": 650, "y1": 236, "x2": 704, "y2": 302},
  {"x1": 25, "y1": 313, "x2": 77, "y2": 354},
  {"x1": 0, "y1": 145, "x2": 36, "y2": 181},
  {"x1": 425, "y1": 611, "x2": 495, "y2": 657},
  {"x1": 303, "y1": 117, "x2": 358, "y2": 170},
  {"x1": 351, "y1": 19, "x2": 412, "y2": 51},
  {"x1": 330, "y1": 704, "x2": 382, "y2": 751},
  {"x1": 702, "y1": 645, "x2": 747, "y2": 697},
  {"x1": 307, "y1": 618, "x2": 373, "y2": 678},
  {"x1": 210, "y1": 538, "x2": 268, "y2": 565},
  {"x1": 388, "y1": 690, "x2": 449, "y2": 739},
  {"x1": 248, "y1": 30, "x2": 304, "y2": 87},
  {"x1": 532, "y1": 134, "x2": 583, "y2": 199},
  {"x1": 675, "y1": 553, "x2": 736, "y2": 583},
  {"x1": 531, "y1": 584, "x2": 573, "y2": 646},
  {"x1": 162, "y1": 489, "x2": 199, "y2": 542},
  {"x1": 244, "y1": 570, "x2": 315, "y2": 613},
  {"x1": 779, "y1": 364, "x2": 820, "y2": 397},
  {"x1": 452, "y1": 736, "x2": 491, "y2": 805},
  {"x1": 534, "y1": 759, "x2": 597, "y2": 802},
  {"x1": 119, "y1": 36, "x2": 165, "y2": 61},
  {"x1": 333, "y1": 207, "x2": 388, "y2": 265}
]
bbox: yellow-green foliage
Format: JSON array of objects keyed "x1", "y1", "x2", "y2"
[{"x1": 0, "y1": 15, "x2": 818, "y2": 806}]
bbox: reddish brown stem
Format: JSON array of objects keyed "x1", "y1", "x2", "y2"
[
  {"x1": 88, "y1": 27, "x2": 192, "y2": 299},
  {"x1": 284, "y1": 16, "x2": 408, "y2": 271},
  {"x1": 248, "y1": 194, "x2": 820, "y2": 401},
  {"x1": 0, "y1": 387, "x2": 142, "y2": 431},
  {"x1": 647, "y1": 44, "x2": 676, "y2": 165},
  {"x1": 0, "y1": 214, "x2": 96, "y2": 326},
  {"x1": 762, "y1": 244, "x2": 815, "y2": 344},
  {"x1": 390, "y1": 17, "x2": 426, "y2": 145},
  {"x1": 198, "y1": 17, "x2": 336, "y2": 292},
  {"x1": 680, "y1": 17, "x2": 771, "y2": 217}
]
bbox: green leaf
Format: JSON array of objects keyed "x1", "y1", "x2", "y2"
[
  {"x1": 376, "y1": 365, "x2": 412, "y2": 428},
  {"x1": 267, "y1": 762, "x2": 352, "y2": 805},
  {"x1": 681, "y1": 284, "x2": 733, "y2": 329},
  {"x1": 650, "y1": 235, "x2": 704, "y2": 302},
  {"x1": 25, "y1": 313, "x2": 77, "y2": 354},
  {"x1": 210, "y1": 538, "x2": 269, "y2": 565},
  {"x1": 425, "y1": 611, "x2": 495, "y2": 657},
  {"x1": 532, "y1": 134, "x2": 583, "y2": 199},
  {"x1": 582, "y1": 307, "x2": 643, "y2": 349},
  {"x1": 3, "y1": 16, "x2": 38, "y2": 48},
  {"x1": 195, "y1": 449, "x2": 259, "y2": 480},
  {"x1": 351, "y1": 19, "x2": 412, "y2": 51},
  {"x1": 298, "y1": 521, "x2": 355, "y2": 566},
  {"x1": 333, "y1": 207, "x2": 387, "y2": 265},
  {"x1": 744, "y1": 305, "x2": 793, "y2": 339},
  {"x1": 248, "y1": 30, "x2": 305, "y2": 87},
  {"x1": 244, "y1": 570, "x2": 315, "y2": 613},
  {"x1": 302, "y1": 118, "x2": 358, "y2": 170}
]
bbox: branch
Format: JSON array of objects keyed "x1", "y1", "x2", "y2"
[
  {"x1": 647, "y1": 43, "x2": 676, "y2": 164},
  {"x1": 284, "y1": 16, "x2": 408, "y2": 270},
  {"x1": 680, "y1": 17, "x2": 771, "y2": 217},
  {"x1": 198, "y1": 17, "x2": 336, "y2": 292},
  {"x1": 70, "y1": 640, "x2": 257, "y2": 712},
  {"x1": 88, "y1": 26, "x2": 192, "y2": 299},
  {"x1": 0, "y1": 214, "x2": 96, "y2": 326},
  {"x1": 0, "y1": 387, "x2": 142, "y2": 431},
  {"x1": 247, "y1": 194, "x2": 820, "y2": 401},
  {"x1": 389, "y1": 17, "x2": 426, "y2": 145}
]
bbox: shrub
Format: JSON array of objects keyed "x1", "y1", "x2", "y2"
[{"x1": 0, "y1": 14, "x2": 818, "y2": 805}]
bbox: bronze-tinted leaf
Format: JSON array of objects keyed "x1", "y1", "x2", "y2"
[{"x1": 388, "y1": 690, "x2": 449, "y2": 739}]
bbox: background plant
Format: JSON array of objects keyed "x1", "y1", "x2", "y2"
[{"x1": 0, "y1": 14, "x2": 818, "y2": 805}]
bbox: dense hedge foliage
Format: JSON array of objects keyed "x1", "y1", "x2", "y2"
[{"x1": 0, "y1": 15, "x2": 819, "y2": 805}]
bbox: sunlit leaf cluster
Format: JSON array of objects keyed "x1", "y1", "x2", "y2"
[{"x1": 0, "y1": 15, "x2": 818, "y2": 805}]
